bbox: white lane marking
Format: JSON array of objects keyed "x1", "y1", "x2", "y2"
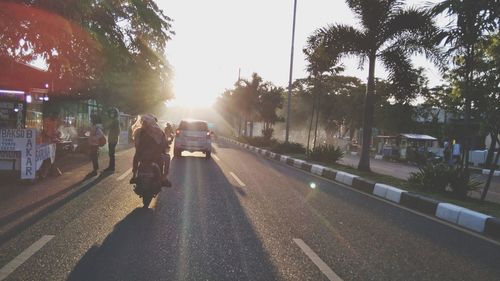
[
  {"x1": 0, "y1": 235, "x2": 55, "y2": 281},
  {"x1": 293, "y1": 239, "x2": 343, "y2": 281},
  {"x1": 117, "y1": 168, "x2": 132, "y2": 181},
  {"x1": 229, "y1": 172, "x2": 246, "y2": 187},
  {"x1": 212, "y1": 154, "x2": 220, "y2": 161}
]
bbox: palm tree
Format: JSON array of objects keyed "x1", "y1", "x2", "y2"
[
  {"x1": 236, "y1": 73, "x2": 263, "y2": 137},
  {"x1": 306, "y1": 0, "x2": 440, "y2": 171}
]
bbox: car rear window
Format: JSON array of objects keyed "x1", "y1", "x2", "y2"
[{"x1": 178, "y1": 121, "x2": 208, "y2": 131}]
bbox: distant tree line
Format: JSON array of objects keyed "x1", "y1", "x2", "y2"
[{"x1": 215, "y1": 73, "x2": 284, "y2": 139}]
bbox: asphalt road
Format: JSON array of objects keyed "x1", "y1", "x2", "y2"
[{"x1": 1, "y1": 139, "x2": 500, "y2": 281}]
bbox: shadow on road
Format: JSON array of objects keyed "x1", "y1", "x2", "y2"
[
  {"x1": 67, "y1": 154, "x2": 278, "y2": 281},
  {"x1": 67, "y1": 208, "x2": 154, "y2": 281}
]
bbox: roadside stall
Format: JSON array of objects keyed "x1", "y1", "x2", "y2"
[
  {"x1": 0, "y1": 88, "x2": 56, "y2": 180},
  {"x1": 376, "y1": 134, "x2": 438, "y2": 161},
  {"x1": 0, "y1": 60, "x2": 56, "y2": 180}
]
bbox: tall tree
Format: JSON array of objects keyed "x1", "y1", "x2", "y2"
[
  {"x1": 431, "y1": 0, "x2": 499, "y2": 178},
  {"x1": 257, "y1": 84, "x2": 284, "y2": 139},
  {"x1": 236, "y1": 73, "x2": 263, "y2": 137},
  {"x1": 305, "y1": 0, "x2": 440, "y2": 171},
  {"x1": 0, "y1": 0, "x2": 174, "y2": 113}
]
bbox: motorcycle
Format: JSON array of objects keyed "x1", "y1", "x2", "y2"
[
  {"x1": 166, "y1": 134, "x2": 174, "y2": 146},
  {"x1": 133, "y1": 161, "x2": 162, "y2": 208}
]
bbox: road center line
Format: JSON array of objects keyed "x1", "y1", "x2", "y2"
[
  {"x1": 229, "y1": 172, "x2": 246, "y2": 187},
  {"x1": 212, "y1": 154, "x2": 220, "y2": 161},
  {"x1": 117, "y1": 168, "x2": 132, "y2": 181},
  {"x1": 293, "y1": 239, "x2": 343, "y2": 281},
  {"x1": 0, "y1": 235, "x2": 55, "y2": 281}
]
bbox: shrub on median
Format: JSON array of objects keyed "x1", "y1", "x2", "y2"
[
  {"x1": 236, "y1": 136, "x2": 305, "y2": 154},
  {"x1": 237, "y1": 136, "x2": 278, "y2": 148},
  {"x1": 408, "y1": 162, "x2": 481, "y2": 199},
  {"x1": 308, "y1": 144, "x2": 344, "y2": 164},
  {"x1": 270, "y1": 141, "x2": 306, "y2": 154}
]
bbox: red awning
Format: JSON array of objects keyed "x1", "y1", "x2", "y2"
[{"x1": 0, "y1": 58, "x2": 52, "y2": 92}]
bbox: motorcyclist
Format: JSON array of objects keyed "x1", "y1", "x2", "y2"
[
  {"x1": 129, "y1": 114, "x2": 171, "y2": 187},
  {"x1": 164, "y1": 122, "x2": 174, "y2": 146}
]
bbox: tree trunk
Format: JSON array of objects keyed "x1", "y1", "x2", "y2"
[
  {"x1": 485, "y1": 132, "x2": 496, "y2": 169},
  {"x1": 306, "y1": 94, "x2": 316, "y2": 153},
  {"x1": 481, "y1": 135, "x2": 499, "y2": 201},
  {"x1": 238, "y1": 116, "x2": 242, "y2": 137},
  {"x1": 460, "y1": 44, "x2": 475, "y2": 180},
  {"x1": 313, "y1": 94, "x2": 321, "y2": 149},
  {"x1": 358, "y1": 53, "x2": 376, "y2": 172}
]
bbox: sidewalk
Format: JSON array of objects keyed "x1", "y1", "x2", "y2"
[
  {"x1": 0, "y1": 144, "x2": 133, "y2": 241},
  {"x1": 340, "y1": 154, "x2": 500, "y2": 204}
]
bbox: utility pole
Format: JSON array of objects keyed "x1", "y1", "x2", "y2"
[{"x1": 285, "y1": 0, "x2": 297, "y2": 143}]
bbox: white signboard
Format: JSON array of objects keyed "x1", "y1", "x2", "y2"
[
  {"x1": 0, "y1": 128, "x2": 37, "y2": 179},
  {"x1": 36, "y1": 143, "x2": 56, "y2": 170}
]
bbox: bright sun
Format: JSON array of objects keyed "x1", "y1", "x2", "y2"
[{"x1": 169, "y1": 73, "x2": 219, "y2": 108}]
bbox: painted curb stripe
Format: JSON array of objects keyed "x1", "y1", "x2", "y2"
[{"x1": 223, "y1": 137, "x2": 499, "y2": 238}]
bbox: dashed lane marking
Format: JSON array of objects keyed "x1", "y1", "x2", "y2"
[
  {"x1": 229, "y1": 172, "x2": 246, "y2": 187},
  {"x1": 117, "y1": 168, "x2": 132, "y2": 181},
  {"x1": 0, "y1": 235, "x2": 55, "y2": 281},
  {"x1": 293, "y1": 238, "x2": 343, "y2": 281}
]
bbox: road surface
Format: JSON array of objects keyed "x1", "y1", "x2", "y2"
[{"x1": 1, "y1": 140, "x2": 499, "y2": 281}]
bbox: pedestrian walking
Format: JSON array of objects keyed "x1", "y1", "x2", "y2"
[
  {"x1": 104, "y1": 108, "x2": 121, "y2": 172},
  {"x1": 452, "y1": 140, "x2": 461, "y2": 165},
  {"x1": 86, "y1": 113, "x2": 105, "y2": 178}
]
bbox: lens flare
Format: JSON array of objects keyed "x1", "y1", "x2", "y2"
[{"x1": 309, "y1": 182, "x2": 317, "y2": 189}]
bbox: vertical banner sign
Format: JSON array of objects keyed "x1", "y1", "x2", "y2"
[{"x1": 0, "y1": 128, "x2": 37, "y2": 179}]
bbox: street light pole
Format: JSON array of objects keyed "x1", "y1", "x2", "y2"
[{"x1": 285, "y1": 0, "x2": 298, "y2": 143}]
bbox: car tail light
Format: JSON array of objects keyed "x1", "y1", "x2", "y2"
[{"x1": 176, "y1": 129, "x2": 180, "y2": 136}]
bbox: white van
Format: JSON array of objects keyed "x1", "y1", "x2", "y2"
[{"x1": 173, "y1": 119, "x2": 212, "y2": 158}]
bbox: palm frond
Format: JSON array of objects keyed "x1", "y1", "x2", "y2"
[
  {"x1": 383, "y1": 7, "x2": 436, "y2": 43},
  {"x1": 346, "y1": 0, "x2": 404, "y2": 33},
  {"x1": 380, "y1": 47, "x2": 422, "y2": 103},
  {"x1": 381, "y1": 7, "x2": 445, "y2": 70},
  {"x1": 307, "y1": 24, "x2": 368, "y2": 64}
]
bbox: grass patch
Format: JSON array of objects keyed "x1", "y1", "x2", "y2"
[{"x1": 285, "y1": 153, "x2": 500, "y2": 218}]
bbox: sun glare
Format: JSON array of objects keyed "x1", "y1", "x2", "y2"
[{"x1": 169, "y1": 71, "x2": 221, "y2": 109}]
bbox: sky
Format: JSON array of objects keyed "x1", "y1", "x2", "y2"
[{"x1": 158, "y1": 0, "x2": 443, "y2": 108}]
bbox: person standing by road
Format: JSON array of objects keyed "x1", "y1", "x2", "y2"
[
  {"x1": 104, "y1": 108, "x2": 121, "y2": 172},
  {"x1": 87, "y1": 113, "x2": 105, "y2": 178}
]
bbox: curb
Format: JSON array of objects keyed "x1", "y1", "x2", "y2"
[
  {"x1": 482, "y1": 169, "x2": 500, "y2": 177},
  {"x1": 222, "y1": 137, "x2": 500, "y2": 241}
]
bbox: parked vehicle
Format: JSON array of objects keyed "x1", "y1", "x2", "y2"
[
  {"x1": 174, "y1": 119, "x2": 212, "y2": 158},
  {"x1": 133, "y1": 161, "x2": 162, "y2": 208}
]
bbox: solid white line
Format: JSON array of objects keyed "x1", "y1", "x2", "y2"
[
  {"x1": 293, "y1": 239, "x2": 343, "y2": 281},
  {"x1": 0, "y1": 235, "x2": 55, "y2": 281},
  {"x1": 212, "y1": 154, "x2": 220, "y2": 161},
  {"x1": 229, "y1": 172, "x2": 246, "y2": 187},
  {"x1": 117, "y1": 168, "x2": 132, "y2": 181}
]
